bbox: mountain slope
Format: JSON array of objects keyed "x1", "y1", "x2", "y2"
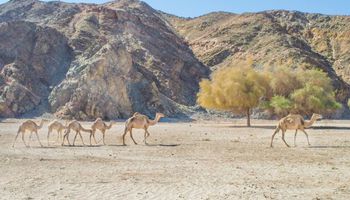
[
  {"x1": 0, "y1": 0, "x2": 209, "y2": 119},
  {"x1": 163, "y1": 10, "x2": 350, "y2": 107}
]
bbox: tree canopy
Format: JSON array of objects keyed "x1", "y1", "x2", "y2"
[
  {"x1": 197, "y1": 63, "x2": 270, "y2": 126},
  {"x1": 197, "y1": 63, "x2": 341, "y2": 126}
]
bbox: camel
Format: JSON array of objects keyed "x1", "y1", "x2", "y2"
[
  {"x1": 122, "y1": 112, "x2": 165, "y2": 145},
  {"x1": 90, "y1": 118, "x2": 116, "y2": 145},
  {"x1": 270, "y1": 113, "x2": 322, "y2": 147},
  {"x1": 12, "y1": 119, "x2": 46, "y2": 147},
  {"x1": 47, "y1": 120, "x2": 67, "y2": 146},
  {"x1": 133, "y1": 112, "x2": 141, "y2": 116},
  {"x1": 61, "y1": 120, "x2": 92, "y2": 146}
]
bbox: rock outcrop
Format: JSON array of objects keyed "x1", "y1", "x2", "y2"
[
  {"x1": 163, "y1": 10, "x2": 350, "y2": 105},
  {"x1": 0, "y1": 20, "x2": 72, "y2": 117},
  {"x1": 0, "y1": 0, "x2": 209, "y2": 119}
]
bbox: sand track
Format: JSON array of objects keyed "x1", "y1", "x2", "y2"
[{"x1": 1, "y1": 119, "x2": 350, "y2": 199}]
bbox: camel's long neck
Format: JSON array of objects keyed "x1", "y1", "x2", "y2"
[
  {"x1": 106, "y1": 122, "x2": 113, "y2": 129},
  {"x1": 37, "y1": 120, "x2": 44, "y2": 129},
  {"x1": 149, "y1": 115, "x2": 161, "y2": 126},
  {"x1": 304, "y1": 116, "x2": 317, "y2": 128}
]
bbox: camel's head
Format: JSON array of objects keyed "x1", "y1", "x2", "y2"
[
  {"x1": 312, "y1": 113, "x2": 323, "y2": 121},
  {"x1": 156, "y1": 113, "x2": 165, "y2": 118}
]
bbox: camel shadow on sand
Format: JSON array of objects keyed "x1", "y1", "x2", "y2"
[
  {"x1": 309, "y1": 145, "x2": 350, "y2": 149},
  {"x1": 108, "y1": 144, "x2": 180, "y2": 147},
  {"x1": 147, "y1": 144, "x2": 180, "y2": 147},
  {"x1": 222, "y1": 125, "x2": 350, "y2": 130}
]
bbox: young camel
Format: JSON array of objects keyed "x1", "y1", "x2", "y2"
[
  {"x1": 61, "y1": 120, "x2": 92, "y2": 146},
  {"x1": 270, "y1": 113, "x2": 322, "y2": 147},
  {"x1": 12, "y1": 119, "x2": 46, "y2": 147},
  {"x1": 90, "y1": 118, "x2": 116, "y2": 145},
  {"x1": 47, "y1": 120, "x2": 68, "y2": 146},
  {"x1": 122, "y1": 112, "x2": 165, "y2": 145}
]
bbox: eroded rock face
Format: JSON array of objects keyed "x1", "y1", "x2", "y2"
[
  {"x1": 0, "y1": 21, "x2": 72, "y2": 117},
  {"x1": 0, "y1": 0, "x2": 209, "y2": 119}
]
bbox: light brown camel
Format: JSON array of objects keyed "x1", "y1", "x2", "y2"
[
  {"x1": 133, "y1": 112, "x2": 141, "y2": 116},
  {"x1": 61, "y1": 120, "x2": 92, "y2": 146},
  {"x1": 12, "y1": 119, "x2": 46, "y2": 147},
  {"x1": 90, "y1": 118, "x2": 116, "y2": 145},
  {"x1": 47, "y1": 120, "x2": 67, "y2": 146},
  {"x1": 122, "y1": 112, "x2": 165, "y2": 145},
  {"x1": 270, "y1": 113, "x2": 322, "y2": 147}
]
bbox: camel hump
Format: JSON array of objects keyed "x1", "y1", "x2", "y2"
[{"x1": 285, "y1": 117, "x2": 294, "y2": 124}]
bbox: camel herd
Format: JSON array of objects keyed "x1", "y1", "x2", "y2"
[
  {"x1": 12, "y1": 112, "x2": 164, "y2": 148},
  {"x1": 12, "y1": 112, "x2": 321, "y2": 148}
]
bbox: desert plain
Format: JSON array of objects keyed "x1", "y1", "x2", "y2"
[{"x1": 0, "y1": 118, "x2": 350, "y2": 199}]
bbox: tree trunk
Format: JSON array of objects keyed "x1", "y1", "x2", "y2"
[{"x1": 246, "y1": 108, "x2": 251, "y2": 127}]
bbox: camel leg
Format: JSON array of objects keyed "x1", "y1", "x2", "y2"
[
  {"x1": 62, "y1": 130, "x2": 71, "y2": 146},
  {"x1": 270, "y1": 128, "x2": 279, "y2": 147},
  {"x1": 90, "y1": 131, "x2": 94, "y2": 146},
  {"x1": 57, "y1": 130, "x2": 62, "y2": 144},
  {"x1": 102, "y1": 130, "x2": 106, "y2": 145},
  {"x1": 59, "y1": 131, "x2": 63, "y2": 143},
  {"x1": 34, "y1": 130, "x2": 43, "y2": 147},
  {"x1": 281, "y1": 130, "x2": 290, "y2": 148},
  {"x1": 144, "y1": 129, "x2": 151, "y2": 145},
  {"x1": 72, "y1": 131, "x2": 78, "y2": 146},
  {"x1": 122, "y1": 128, "x2": 128, "y2": 146},
  {"x1": 56, "y1": 130, "x2": 60, "y2": 143},
  {"x1": 22, "y1": 131, "x2": 28, "y2": 147},
  {"x1": 302, "y1": 129, "x2": 311, "y2": 146},
  {"x1": 78, "y1": 131, "x2": 85, "y2": 146},
  {"x1": 294, "y1": 130, "x2": 298, "y2": 147},
  {"x1": 47, "y1": 129, "x2": 51, "y2": 146},
  {"x1": 129, "y1": 129, "x2": 137, "y2": 145},
  {"x1": 61, "y1": 133, "x2": 66, "y2": 146},
  {"x1": 93, "y1": 132, "x2": 98, "y2": 145},
  {"x1": 143, "y1": 130, "x2": 147, "y2": 144},
  {"x1": 12, "y1": 130, "x2": 21, "y2": 147}
]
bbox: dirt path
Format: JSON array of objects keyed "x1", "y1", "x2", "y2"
[{"x1": 0, "y1": 119, "x2": 350, "y2": 199}]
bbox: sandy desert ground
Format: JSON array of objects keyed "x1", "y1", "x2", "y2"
[{"x1": 0, "y1": 118, "x2": 350, "y2": 200}]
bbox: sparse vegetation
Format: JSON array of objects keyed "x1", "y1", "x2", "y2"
[
  {"x1": 267, "y1": 67, "x2": 341, "y2": 116},
  {"x1": 198, "y1": 62, "x2": 341, "y2": 123},
  {"x1": 197, "y1": 61, "x2": 270, "y2": 126}
]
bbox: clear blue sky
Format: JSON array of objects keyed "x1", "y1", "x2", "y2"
[{"x1": 1, "y1": 0, "x2": 350, "y2": 17}]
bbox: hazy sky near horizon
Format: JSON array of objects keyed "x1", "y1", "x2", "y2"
[{"x1": 1, "y1": 0, "x2": 350, "y2": 17}]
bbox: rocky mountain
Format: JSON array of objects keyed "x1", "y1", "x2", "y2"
[
  {"x1": 0, "y1": 0, "x2": 209, "y2": 119},
  {"x1": 163, "y1": 11, "x2": 350, "y2": 108}
]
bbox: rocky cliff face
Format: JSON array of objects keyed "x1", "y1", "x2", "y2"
[
  {"x1": 0, "y1": 0, "x2": 209, "y2": 119},
  {"x1": 0, "y1": 20, "x2": 72, "y2": 117},
  {"x1": 163, "y1": 11, "x2": 350, "y2": 105}
]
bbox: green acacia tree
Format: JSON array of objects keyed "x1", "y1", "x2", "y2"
[
  {"x1": 269, "y1": 95, "x2": 292, "y2": 117},
  {"x1": 197, "y1": 63, "x2": 270, "y2": 127},
  {"x1": 267, "y1": 67, "x2": 341, "y2": 116}
]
